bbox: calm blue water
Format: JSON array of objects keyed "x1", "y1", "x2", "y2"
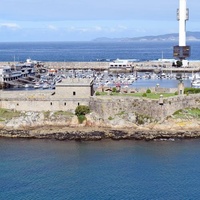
[
  {"x1": 1, "y1": 138, "x2": 200, "y2": 200},
  {"x1": 0, "y1": 41, "x2": 200, "y2": 62},
  {"x1": 133, "y1": 78, "x2": 192, "y2": 88}
]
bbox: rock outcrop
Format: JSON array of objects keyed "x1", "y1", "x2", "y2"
[{"x1": 0, "y1": 110, "x2": 200, "y2": 141}]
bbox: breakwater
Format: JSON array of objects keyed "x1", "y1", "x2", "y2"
[{"x1": 1, "y1": 61, "x2": 200, "y2": 72}]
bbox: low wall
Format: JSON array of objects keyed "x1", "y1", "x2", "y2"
[
  {"x1": 97, "y1": 86, "x2": 177, "y2": 94},
  {"x1": 89, "y1": 94, "x2": 200, "y2": 120}
]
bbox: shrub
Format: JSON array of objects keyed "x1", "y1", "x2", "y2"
[
  {"x1": 77, "y1": 115, "x2": 86, "y2": 124},
  {"x1": 112, "y1": 87, "x2": 117, "y2": 93},
  {"x1": 96, "y1": 91, "x2": 100, "y2": 96},
  {"x1": 75, "y1": 105, "x2": 90, "y2": 116},
  {"x1": 184, "y1": 87, "x2": 200, "y2": 94},
  {"x1": 108, "y1": 116, "x2": 114, "y2": 120},
  {"x1": 142, "y1": 93, "x2": 147, "y2": 97},
  {"x1": 146, "y1": 88, "x2": 151, "y2": 93}
]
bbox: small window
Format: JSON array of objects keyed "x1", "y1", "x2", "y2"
[
  {"x1": 64, "y1": 102, "x2": 66, "y2": 106},
  {"x1": 78, "y1": 102, "x2": 80, "y2": 106},
  {"x1": 50, "y1": 102, "x2": 53, "y2": 105},
  {"x1": 73, "y1": 91, "x2": 76, "y2": 96}
]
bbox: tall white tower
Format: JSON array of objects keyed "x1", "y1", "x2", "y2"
[
  {"x1": 173, "y1": 0, "x2": 190, "y2": 60},
  {"x1": 178, "y1": 0, "x2": 189, "y2": 46}
]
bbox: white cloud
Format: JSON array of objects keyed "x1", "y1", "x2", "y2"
[
  {"x1": 0, "y1": 23, "x2": 20, "y2": 30},
  {"x1": 94, "y1": 26, "x2": 103, "y2": 32},
  {"x1": 66, "y1": 25, "x2": 128, "y2": 34},
  {"x1": 48, "y1": 25, "x2": 58, "y2": 31}
]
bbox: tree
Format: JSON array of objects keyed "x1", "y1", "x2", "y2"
[{"x1": 75, "y1": 105, "x2": 90, "y2": 116}]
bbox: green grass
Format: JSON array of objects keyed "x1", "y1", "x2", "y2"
[
  {"x1": 96, "y1": 92, "x2": 108, "y2": 96},
  {"x1": 0, "y1": 108, "x2": 21, "y2": 121},
  {"x1": 173, "y1": 108, "x2": 200, "y2": 119},
  {"x1": 53, "y1": 110, "x2": 74, "y2": 117},
  {"x1": 96, "y1": 92, "x2": 175, "y2": 99}
]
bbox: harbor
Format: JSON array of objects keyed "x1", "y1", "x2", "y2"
[{"x1": 1, "y1": 59, "x2": 200, "y2": 90}]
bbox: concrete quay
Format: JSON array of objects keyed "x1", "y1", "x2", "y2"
[{"x1": 1, "y1": 61, "x2": 200, "y2": 73}]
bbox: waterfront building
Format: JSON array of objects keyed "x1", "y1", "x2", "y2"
[{"x1": 109, "y1": 59, "x2": 133, "y2": 69}]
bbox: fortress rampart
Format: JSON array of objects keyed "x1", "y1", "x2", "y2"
[
  {"x1": 89, "y1": 94, "x2": 200, "y2": 121},
  {"x1": 1, "y1": 89, "x2": 200, "y2": 120}
]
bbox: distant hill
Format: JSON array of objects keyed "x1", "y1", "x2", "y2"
[{"x1": 93, "y1": 31, "x2": 200, "y2": 42}]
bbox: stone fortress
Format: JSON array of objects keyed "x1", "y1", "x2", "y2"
[{"x1": 0, "y1": 77, "x2": 200, "y2": 122}]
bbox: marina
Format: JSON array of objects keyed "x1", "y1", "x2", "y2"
[{"x1": 1, "y1": 59, "x2": 199, "y2": 91}]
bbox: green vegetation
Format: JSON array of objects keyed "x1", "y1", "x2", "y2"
[
  {"x1": 95, "y1": 91, "x2": 175, "y2": 99},
  {"x1": 135, "y1": 113, "x2": 154, "y2": 125},
  {"x1": 43, "y1": 111, "x2": 51, "y2": 119},
  {"x1": 172, "y1": 108, "x2": 200, "y2": 119},
  {"x1": 112, "y1": 87, "x2": 117, "y2": 93},
  {"x1": 53, "y1": 110, "x2": 74, "y2": 117},
  {"x1": 0, "y1": 108, "x2": 21, "y2": 121},
  {"x1": 95, "y1": 91, "x2": 101, "y2": 96},
  {"x1": 77, "y1": 115, "x2": 87, "y2": 124},
  {"x1": 146, "y1": 88, "x2": 151, "y2": 93},
  {"x1": 96, "y1": 92, "x2": 107, "y2": 96},
  {"x1": 184, "y1": 87, "x2": 200, "y2": 94},
  {"x1": 75, "y1": 105, "x2": 90, "y2": 124},
  {"x1": 75, "y1": 105, "x2": 90, "y2": 116},
  {"x1": 108, "y1": 116, "x2": 114, "y2": 120},
  {"x1": 142, "y1": 93, "x2": 147, "y2": 97}
]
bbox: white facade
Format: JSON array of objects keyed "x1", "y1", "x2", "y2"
[{"x1": 109, "y1": 59, "x2": 132, "y2": 68}]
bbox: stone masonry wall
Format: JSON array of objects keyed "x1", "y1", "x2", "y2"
[
  {"x1": 89, "y1": 94, "x2": 200, "y2": 121},
  {"x1": 0, "y1": 91, "x2": 89, "y2": 112},
  {"x1": 1, "y1": 90, "x2": 200, "y2": 120}
]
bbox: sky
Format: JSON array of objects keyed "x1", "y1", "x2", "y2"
[{"x1": 0, "y1": 0, "x2": 199, "y2": 42}]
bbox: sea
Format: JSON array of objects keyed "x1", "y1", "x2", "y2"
[
  {"x1": 1, "y1": 41, "x2": 200, "y2": 199},
  {"x1": 1, "y1": 138, "x2": 200, "y2": 200},
  {"x1": 1, "y1": 41, "x2": 200, "y2": 89},
  {"x1": 0, "y1": 41, "x2": 199, "y2": 62}
]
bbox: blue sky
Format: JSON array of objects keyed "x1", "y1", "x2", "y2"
[{"x1": 0, "y1": 0, "x2": 199, "y2": 42}]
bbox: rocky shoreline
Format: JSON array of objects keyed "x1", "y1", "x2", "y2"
[
  {"x1": 1, "y1": 126, "x2": 200, "y2": 141},
  {"x1": 0, "y1": 110, "x2": 200, "y2": 141}
]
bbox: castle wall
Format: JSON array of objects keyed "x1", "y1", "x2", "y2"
[
  {"x1": 0, "y1": 90, "x2": 90, "y2": 112},
  {"x1": 89, "y1": 94, "x2": 200, "y2": 120},
  {"x1": 1, "y1": 90, "x2": 200, "y2": 120}
]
